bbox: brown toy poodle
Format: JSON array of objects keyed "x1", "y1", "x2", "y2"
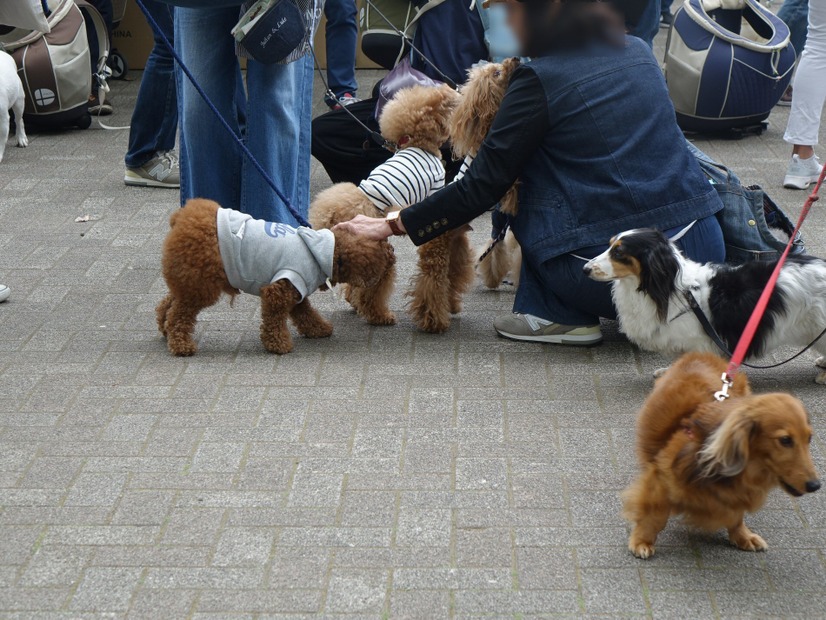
[
  {"x1": 156, "y1": 199, "x2": 395, "y2": 356},
  {"x1": 450, "y1": 58, "x2": 523, "y2": 290},
  {"x1": 310, "y1": 84, "x2": 475, "y2": 334}
]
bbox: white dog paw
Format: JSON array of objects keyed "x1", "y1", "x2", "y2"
[
  {"x1": 815, "y1": 370, "x2": 826, "y2": 385},
  {"x1": 653, "y1": 367, "x2": 670, "y2": 379},
  {"x1": 17, "y1": 136, "x2": 28, "y2": 148},
  {"x1": 816, "y1": 356, "x2": 826, "y2": 369}
]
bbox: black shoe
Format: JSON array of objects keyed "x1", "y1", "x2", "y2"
[{"x1": 660, "y1": 12, "x2": 673, "y2": 28}]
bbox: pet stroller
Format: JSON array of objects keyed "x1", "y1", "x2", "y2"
[
  {"x1": 664, "y1": 0, "x2": 796, "y2": 135},
  {"x1": 0, "y1": 0, "x2": 110, "y2": 130}
]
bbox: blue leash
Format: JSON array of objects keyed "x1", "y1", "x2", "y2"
[{"x1": 133, "y1": 0, "x2": 312, "y2": 228}]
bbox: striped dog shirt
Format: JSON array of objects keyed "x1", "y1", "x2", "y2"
[{"x1": 358, "y1": 147, "x2": 445, "y2": 211}]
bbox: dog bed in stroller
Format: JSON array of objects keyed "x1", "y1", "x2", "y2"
[{"x1": 664, "y1": 0, "x2": 795, "y2": 134}]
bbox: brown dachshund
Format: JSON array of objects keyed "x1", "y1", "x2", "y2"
[{"x1": 623, "y1": 352, "x2": 820, "y2": 558}]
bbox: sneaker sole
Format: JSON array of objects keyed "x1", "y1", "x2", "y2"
[
  {"x1": 494, "y1": 327, "x2": 603, "y2": 346},
  {"x1": 124, "y1": 172, "x2": 180, "y2": 189},
  {"x1": 0, "y1": 287, "x2": 9, "y2": 303},
  {"x1": 784, "y1": 176, "x2": 817, "y2": 190}
]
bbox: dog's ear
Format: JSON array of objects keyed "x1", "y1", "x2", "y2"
[
  {"x1": 637, "y1": 239, "x2": 680, "y2": 323},
  {"x1": 697, "y1": 405, "x2": 756, "y2": 478}
]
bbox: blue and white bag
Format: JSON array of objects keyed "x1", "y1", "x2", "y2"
[{"x1": 664, "y1": 0, "x2": 796, "y2": 134}]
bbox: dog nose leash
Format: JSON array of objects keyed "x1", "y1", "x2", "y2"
[{"x1": 714, "y1": 164, "x2": 825, "y2": 401}]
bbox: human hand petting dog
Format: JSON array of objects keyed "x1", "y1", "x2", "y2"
[{"x1": 333, "y1": 214, "x2": 399, "y2": 240}]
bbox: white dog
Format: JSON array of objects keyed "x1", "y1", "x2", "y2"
[{"x1": 1, "y1": 50, "x2": 28, "y2": 163}]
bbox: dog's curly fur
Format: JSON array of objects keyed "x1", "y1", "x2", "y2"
[
  {"x1": 623, "y1": 352, "x2": 820, "y2": 559},
  {"x1": 451, "y1": 58, "x2": 524, "y2": 290},
  {"x1": 156, "y1": 199, "x2": 395, "y2": 355},
  {"x1": 310, "y1": 84, "x2": 475, "y2": 333}
]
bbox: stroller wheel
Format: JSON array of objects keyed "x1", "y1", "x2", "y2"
[
  {"x1": 108, "y1": 50, "x2": 128, "y2": 80},
  {"x1": 77, "y1": 113, "x2": 92, "y2": 130}
]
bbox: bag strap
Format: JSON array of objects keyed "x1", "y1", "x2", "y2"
[{"x1": 683, "y1": 0, "x2": 790, "y2": 52}]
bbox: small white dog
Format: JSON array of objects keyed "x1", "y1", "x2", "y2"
[{"x1": 1, "y1": 50, "x2": 28, "y2": 163}]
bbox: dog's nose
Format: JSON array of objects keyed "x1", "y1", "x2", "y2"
[
  {"x1": 582, "y1": 265, "x2": 592, "y2": 276},
  {"x1": 806, "y1": 479, "x2": 821, "y2": 493}
]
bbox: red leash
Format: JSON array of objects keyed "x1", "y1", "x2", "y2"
[{"x1": 715, "y1": 163, "x2": 826, "y2": 401}]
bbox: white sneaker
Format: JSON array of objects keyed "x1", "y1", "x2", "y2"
[
  {"x1": 784, "y1": 154, "x2": 823, "y2": 190},
  {"x1": 0, "y1": 285, "x2": 9, "y2": 303}
]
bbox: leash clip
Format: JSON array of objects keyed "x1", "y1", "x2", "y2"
[{"x1": 714, "y1": 372, "x2": 733, "y2": 402}]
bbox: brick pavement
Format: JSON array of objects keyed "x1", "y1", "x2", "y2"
[{"x1": 2, "y1": 35, "x2": 826, "y2": 620}]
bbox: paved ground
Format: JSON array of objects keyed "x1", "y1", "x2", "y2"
[{"x1": 2, "y1": 31, "x2": 826, "y2": 619}]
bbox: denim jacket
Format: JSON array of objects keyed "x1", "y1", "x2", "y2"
[
  {"x1": 509, "y1": 38, "x2": 722, "y2": 261},
  {"x1": 400, "y1": 37, "x2": 722, "y2": 258}
]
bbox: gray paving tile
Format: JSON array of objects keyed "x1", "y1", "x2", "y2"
[{"x1": 3, "y1": 36, "x2": 826, "y2": 617}]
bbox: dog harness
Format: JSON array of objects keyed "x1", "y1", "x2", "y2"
[
  {"x1": 358, "y1": 146, "x2": 445, "y2": 211},
  {"x1": 216, "y1": 208, "x2": 334, "y2": 300}
]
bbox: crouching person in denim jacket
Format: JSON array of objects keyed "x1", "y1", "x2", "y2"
[{"x1": 335, "y1": 0, "x2": 726, "y2": 346}]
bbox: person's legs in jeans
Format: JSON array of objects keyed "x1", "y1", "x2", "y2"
[
  {"x1": 125, "y1": 0, "x2": 178, "y2": 182},
  {"x1": 660, "y1": 0, "x2": 673, "y2": 25},
  {"x1": 629, "y1": 0, "x2": 660, "y2": 47},
  {"x1": 242, "y1": 54, "x2": 313, "y2": 223},
  {"x1": 175, "y1": 7, "x2": 245, "y2": 207},
  {"x1": 323, "y1": 0, "x2": 358, "y2": 105},
  {"x1": 779, "y1": 0, "x2": 809, "y2": 60},
  {"x1": 784, "y1": 0, "x2": 826, "y2": 189}
]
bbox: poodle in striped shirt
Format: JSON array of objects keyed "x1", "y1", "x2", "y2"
[{"x1": 310, "y1": 84, "x2": 474, "y2": 333}]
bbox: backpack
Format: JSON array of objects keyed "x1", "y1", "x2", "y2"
[
  {"x1": 0, "y1": 0, "x2": 110, "y2": 130},
  {"x1": 687, "y1": 141, "x2": 805, "y2": 263},
  {"x1": 665, "y1": 0, "x2": 796, "y2": 135}
]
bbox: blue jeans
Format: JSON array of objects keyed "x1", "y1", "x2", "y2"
[
  {"x1": 630, "y1": 0, "x2": 661, "y2": 48},
  {"x1": 778, "y1": 0, "x2": 809, "y2": 59},
  {"x1": 125, "y1": 0, "x2": 177, "y2": 168},
  {"x1": 324, "y1": 0, "x2": 358, "y2": 99},
  {"x1": 174, "y1": 6, "x2": 313, "y2": 224},
  {"x1": 513, "y1": 215, "x2": 726, "y2": 325},
  {"x1": 660, "y1": 0, "x2": 672, "y2": 15}
]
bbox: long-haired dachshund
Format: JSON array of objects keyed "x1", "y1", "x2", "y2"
[
  {"x1": 623, "y1": 352, "x2": 820, "y2": 559},
  {"x1": 584, "y1": 228, "x2": 826, "y2": 383}
]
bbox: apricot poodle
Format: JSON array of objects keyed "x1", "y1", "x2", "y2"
[
  {"x1": 156, "y1": 199, "x2": 395, "y2": 355},
  {"x1": 450, "y1": 58, "x2": 523, "y2": 290},
  {"x1": 623, "y1": 352, "x2": 820, "y2": 559},
  {"x1": 310, "y1": 84, "x2": 475, "y2": 333}
]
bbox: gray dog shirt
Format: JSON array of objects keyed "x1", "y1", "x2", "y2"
[{"x1": 216, "y1": 208, "x2": 335, "y2": 300}]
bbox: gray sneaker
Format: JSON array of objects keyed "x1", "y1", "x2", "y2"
[
  {"x1": 494, "y1": 313, "x2": 603, "y2": 345},
  {"x1": 125, "y1": 151, "x2": 180, "y2": 188},
  {"x1": 783, "y1": 154, "x2": 823, "y2": 190}
]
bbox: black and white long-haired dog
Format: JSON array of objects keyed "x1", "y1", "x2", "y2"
[{"x1": 583, "y1": 228, "x2": 826, "y2": 384}]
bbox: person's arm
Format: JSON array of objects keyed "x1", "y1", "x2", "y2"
[{"x1": 335, "y1": 65, "x2": 550, "y2": 243}]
